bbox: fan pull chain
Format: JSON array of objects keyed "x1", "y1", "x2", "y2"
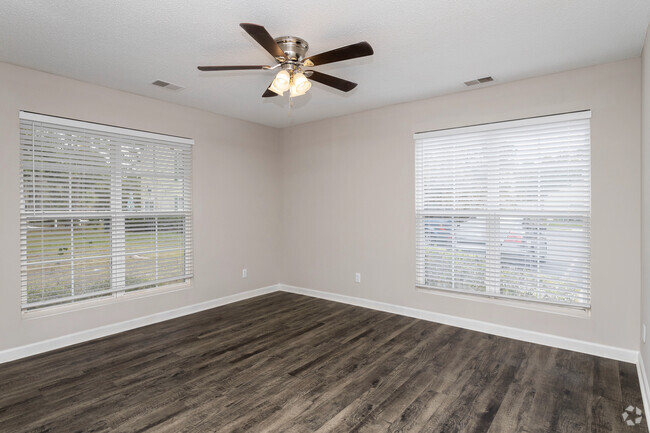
[{"x1": 288, "y1": 97, "x2": 294, "y2": 120}]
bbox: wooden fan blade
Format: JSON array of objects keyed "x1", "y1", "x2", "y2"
[
  {"x1": 198, "y1": 65, "x2": 269, "y2": 71},
  {"x1": 262, "y1": 81, "x2": 279, "y2": 97},
  {"x1": 303, "y1": 41, "x2": 373, "y2": 67},
  {"x1": 240, "y1": 23, "x2": 285, "y2": 60},
  {"x1": 306, "y1": 71, "x2": 358, "y2": 92}
]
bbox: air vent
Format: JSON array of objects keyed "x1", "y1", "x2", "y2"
[
  {"x1": 152, "y1": 80, "x2": 184, "y2": 91},
  {"x1": 464, "y1": 76, "x2": 494, "y2": 86}
]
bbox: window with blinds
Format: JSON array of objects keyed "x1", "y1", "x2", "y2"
[
  {"x1": 415, "y1": 111, "x2": 591, "y2": 308},
  {"x1": 19, "y1": 112, "x2": 193, "y2": 310}
]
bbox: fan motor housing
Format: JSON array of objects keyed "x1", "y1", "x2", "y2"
[{"x1": 274, "y1": 36, "x2": 309, "y2": 61}]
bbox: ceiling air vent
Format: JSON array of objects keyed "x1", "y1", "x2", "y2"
[
  {"x1": 152, "y1": 80, "x2": 184, "y2": 91},
  {"x1": 464, "y1": 76, "x2": 494, "y2": 87}
]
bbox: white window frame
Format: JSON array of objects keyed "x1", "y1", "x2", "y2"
[
  {"x1": 19, "y1": 111, "x2": 194, "y2": 311},
  {"x1": 414, "y1": 111, "x2": 591, "y2": 308}
]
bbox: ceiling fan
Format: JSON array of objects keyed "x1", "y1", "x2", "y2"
[{"x1": 198, "y1": 23, "x2": 374, "y2": 98}]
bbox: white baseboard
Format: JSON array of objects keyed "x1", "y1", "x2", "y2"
[
  {"x1": 0, "y1": 284, "x2": 279, "y2": 364},
  {"x1": 279, "y1": 284, "x2": 639, "y2": 363},
  {"x1": 638, "y1": 354, "x2": 650, "y2": 419},
  {"x1": 0, "y1": 282, "x2": 640, "y2": 369}
]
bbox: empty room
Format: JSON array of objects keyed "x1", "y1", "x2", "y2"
[{"x1": 2, "y1": 1, "x2": 650, "y2": 432}]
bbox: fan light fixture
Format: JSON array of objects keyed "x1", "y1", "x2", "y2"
[
  {"x1": 290, "y1": 72, "x2": 311, "y2": 97},
  {"x1": 269, "y1": 69, "x2": 312, "y2": 98},
  {"x1": 269, "y1": 70, "x2": 291, "y2": 96}
]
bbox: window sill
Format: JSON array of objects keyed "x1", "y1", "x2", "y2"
[
  {"x1": 22, "y1": 281, "x2": 193, "y2": 320},
  {"x1": 415, "y1": 285, "x2": 590, "y2": 319}
]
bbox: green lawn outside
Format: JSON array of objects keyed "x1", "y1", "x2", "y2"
[{"x1": 25, "y1": 221, "x2": 186, "y2": 305}]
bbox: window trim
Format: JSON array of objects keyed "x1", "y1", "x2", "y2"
[
  {"x1": 413, "y1": 110, "x2": 591, "y2": 140},
  {"x1": 20, "y1": 111, "x2": 193, "y2": 145},
  {"x1": 414, "y1": 286, "x2": 591, "y2": 317},
  {"x1": 22, "y1": 280, "x2": 192, "y2": 319},
  {"x1": 414, "y1": 110, "x2": 591, "y2": 309}
]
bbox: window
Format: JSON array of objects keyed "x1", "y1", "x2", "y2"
[
  {"x1": 19, "y1": 112, "x2": 193, "y2": 310},
  {"x1": 415, "y1": 111, "x2": 591, "y2": 307}
]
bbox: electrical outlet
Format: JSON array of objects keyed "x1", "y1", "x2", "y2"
[
  {"x1": 242, "y1": 268, "x2": 247, "y2": 278},
  {"x1": 641, "y1": 323, "x2": 645, "y2": 343},
  {"x1": 355, "y1": 273, "x2": 361, "y2": 283}
]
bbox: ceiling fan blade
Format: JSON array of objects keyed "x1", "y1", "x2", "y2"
[
  {"x1": 306, "y1": 71, "x2": 358, "y2": 92},
  {"x1": 240, "y1": 23, "x2": 286, "y2": 60},
  {"x1": 262, "y1": 81, "x2": 279, "y2": 97},
  {"x1": 303, "y1": 41, "x2": 373, "y2": 67},
  {"x1": 198, "y1": 65, "x2": 270, "y2": 71}
]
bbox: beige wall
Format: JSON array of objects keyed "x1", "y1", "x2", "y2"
[
  {"x1": 641, "y1": 25, "x2": 650, "y2": 368},
  {"x1": 0, "y1": 55, "x2": 643, "y2": 355},
  {"x1": 0, "y1": 62, "x2": 283, "y2": 352},
  {"x1": 282, "y1": 58, "x2": 642, "y2": 351}
]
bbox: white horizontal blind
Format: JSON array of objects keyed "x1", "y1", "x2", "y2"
[
  {"x1": 415, "y1": 111, "x2": 591, "y2": 307},
  {"x1": 19, "y1": 112, "x2": 193, "y2": 310}
]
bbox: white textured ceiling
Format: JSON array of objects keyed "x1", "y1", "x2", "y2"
[{"x1": 0, "y1": 0, "x2": 648, "y2": 128}]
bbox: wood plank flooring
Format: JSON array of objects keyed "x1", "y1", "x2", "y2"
[{"x1": 0, "y1": 292, "x2": 646, "y2": 432}]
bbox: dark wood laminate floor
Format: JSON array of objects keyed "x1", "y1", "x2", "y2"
[{"x1": 0, "y1": 292, "x2": 646, "y2": 432}]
